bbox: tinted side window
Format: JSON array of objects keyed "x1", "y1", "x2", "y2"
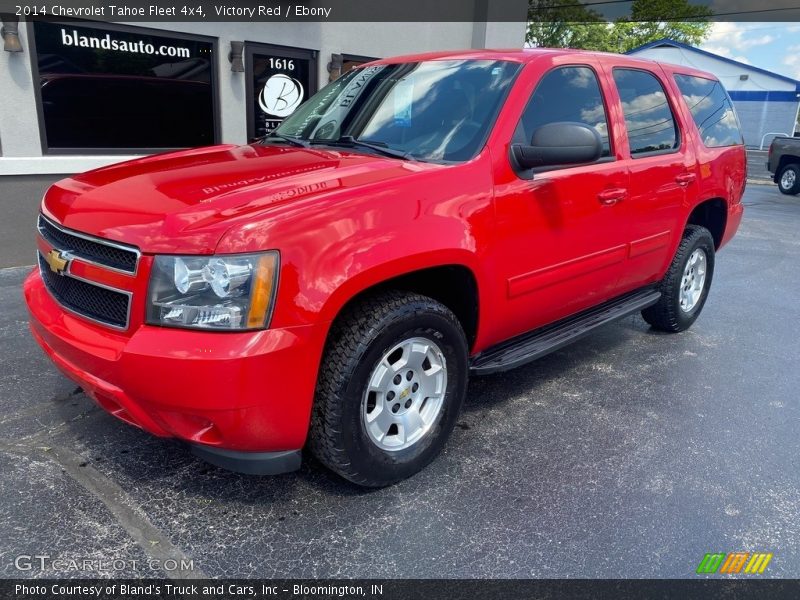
[
  {"x1": 674, "y1": 74, "x2": 743, "y2": 147},
  {"x1": 613, "y1": 68, "x2": 678, "y2": 156},
  {"x1": 514, "y1": 66, "x2": 611, "y2": 158}
]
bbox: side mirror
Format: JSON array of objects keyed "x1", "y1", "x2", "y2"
[{"x1": 511, "y1": 121, "x2": 602, "y2": 172}]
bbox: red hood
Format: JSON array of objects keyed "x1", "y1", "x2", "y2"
[{"x1": 42, "y1": 144, "x2": 438, "y2": 254}]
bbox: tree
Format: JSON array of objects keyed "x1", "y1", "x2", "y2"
[
  {"x1": 612, "y1": 0, "x2": 713, "y2": 52},
  {"x1": 526, "y1": 0, "x2": 712, "y2": 53},
  {"x1": 526, "y1": 0, "x2": 611, "y2": 51}
]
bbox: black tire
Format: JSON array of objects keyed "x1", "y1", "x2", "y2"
[
  {"x1": 777, "y1": 163, "x2": 800, "y2": 195},
  {"x1": 309, "y1": 291, "x2": 469, "y2": 487},
  {"x1": 641, "y1": 225, "x2": 716, "y2": 333}
]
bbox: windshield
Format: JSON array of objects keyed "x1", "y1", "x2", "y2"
[{"x1": 270, "y1": 59, "x2": 520, "y2": 162}]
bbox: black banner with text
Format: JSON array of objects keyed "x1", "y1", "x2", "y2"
[
  {"x1": 2, "y1": 0, "x2": 800, "y2": 22},
  {"x1": 5, "y1": 579, "x2": 800, "y2": 600}
]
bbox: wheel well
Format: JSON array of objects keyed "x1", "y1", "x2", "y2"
[
  {"x1": 335, "y1": 265, "x2": 479, "y2": 347},
  {"x1": 687, "y1": 198, "x2": 726, "y2": 249},
  {"x1": 777, "y1": 155, "x2": 800, "y2": 177}
]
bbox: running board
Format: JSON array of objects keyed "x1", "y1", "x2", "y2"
[{"x1": 470, "y1": 288, "x2": 661, "y2": 375}]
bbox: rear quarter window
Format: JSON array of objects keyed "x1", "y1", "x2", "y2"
[{"x1": 674, "y1": 74, "x2": 743, "y2": 148}]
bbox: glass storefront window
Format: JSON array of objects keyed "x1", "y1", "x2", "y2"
[{"x1": 32, "y1": 21, "x2": 218, "y2": 152}]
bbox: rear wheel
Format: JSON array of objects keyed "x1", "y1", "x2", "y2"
[
  {"x1": 309, "y1": 291, "x2": 468, "y2": 487},
  {"x1": 778, "y1": 163, "x2": 800, "y2": 195},
  {"x1": 642, "y1": 225, "x2": 715, "y2": 333}
]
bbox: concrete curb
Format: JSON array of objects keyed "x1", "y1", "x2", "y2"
[{"x1": 0, "y1": 265, "x2": 34, "y2": 276}]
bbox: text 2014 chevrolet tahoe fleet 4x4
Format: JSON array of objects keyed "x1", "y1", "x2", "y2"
[{"x1": 25, "y1": 50, "x2": 746, "y2": 487}]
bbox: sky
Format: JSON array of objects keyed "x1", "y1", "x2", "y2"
[
  {"x1": 574, "y1": 1, "x2": 800, "y2": 81},
  {"x1": 699, "y1": 22, "x2": 800, "y2": 81}
]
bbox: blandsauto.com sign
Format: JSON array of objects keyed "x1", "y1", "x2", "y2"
[{"x1": 59, "y1": 27, "x2": 192, "y2": 58}]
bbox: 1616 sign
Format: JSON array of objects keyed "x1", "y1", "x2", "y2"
[{"x1": 247, "y1": 44, "x2": 316, "y2": 140}]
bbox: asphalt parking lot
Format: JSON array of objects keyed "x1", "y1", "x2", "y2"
[{"x1": 0, "y1": 184, "x2": 798, "y2": 579}]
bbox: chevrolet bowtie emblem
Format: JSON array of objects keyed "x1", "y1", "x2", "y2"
[{"x1": 45, "y1": 249, "x2": 69, "y2": 275}]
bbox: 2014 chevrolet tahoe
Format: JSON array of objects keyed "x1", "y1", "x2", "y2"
[{"x1": 25, "y1": 50, "x2": 746, "y2": 486}]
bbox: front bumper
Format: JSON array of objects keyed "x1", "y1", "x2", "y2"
[{"x1": 24, "y1": 269, "x2": 328, "y2": 464}]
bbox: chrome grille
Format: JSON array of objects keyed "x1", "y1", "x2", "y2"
[
  {"x1": 37, "y1": 214, "x2": 139, "y2": 274},
  {"x1": 38, "y1": 254, "x2": 131, "y2": 330}
]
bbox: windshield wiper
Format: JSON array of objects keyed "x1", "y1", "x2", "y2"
[
  {"x1": 310, "y1": 136, "x2": 414, "y2": 161},
  {"x1": 262, "y1": 133, "x2": 310, "y2": 148}
]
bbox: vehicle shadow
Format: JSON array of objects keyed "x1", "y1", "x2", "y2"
[
  {"x1": 52, "y1": 315, "x2": 658, "y2": 508},
  {"x1": 463, "y1": 314, "x2": 649, "y2": 413}
]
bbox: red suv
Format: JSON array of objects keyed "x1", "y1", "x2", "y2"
[{"x1": 25, "y1": 50, "x2": 746, "y2": 486}]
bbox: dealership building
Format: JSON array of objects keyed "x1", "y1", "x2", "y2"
[{"x1": 0, "y1": 18, "x2": 525, "y2": 175}]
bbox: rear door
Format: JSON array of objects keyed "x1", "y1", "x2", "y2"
[{"x1": 604, "y1": 65, "x2": 697, "y2": 290}]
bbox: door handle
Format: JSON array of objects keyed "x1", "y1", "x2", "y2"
[
  {"x1": 676, "y1": 173, "x2": 697, "y2": 186},
  {"x1": 597, "y1": 188, "x2": 627, "y2": 205}
]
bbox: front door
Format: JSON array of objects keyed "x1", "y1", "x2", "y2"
[{"x1": 492, "y1": 63, "x2": 631, "y2": 342}]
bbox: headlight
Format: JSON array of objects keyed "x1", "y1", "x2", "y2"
[{"x1": 146, "y1": 252, "x2": 279, "y2": 330}]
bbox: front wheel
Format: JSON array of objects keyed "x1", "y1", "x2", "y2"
[
  {"x1": 642, "y1": 225, "x2": 716, "y2": 333},
  {"x1": 309, "y1": 291, "x2": 468, "y2": 487},
  {"x1": 778, "y1": 163, "x2": 800, "y2": 195}
]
